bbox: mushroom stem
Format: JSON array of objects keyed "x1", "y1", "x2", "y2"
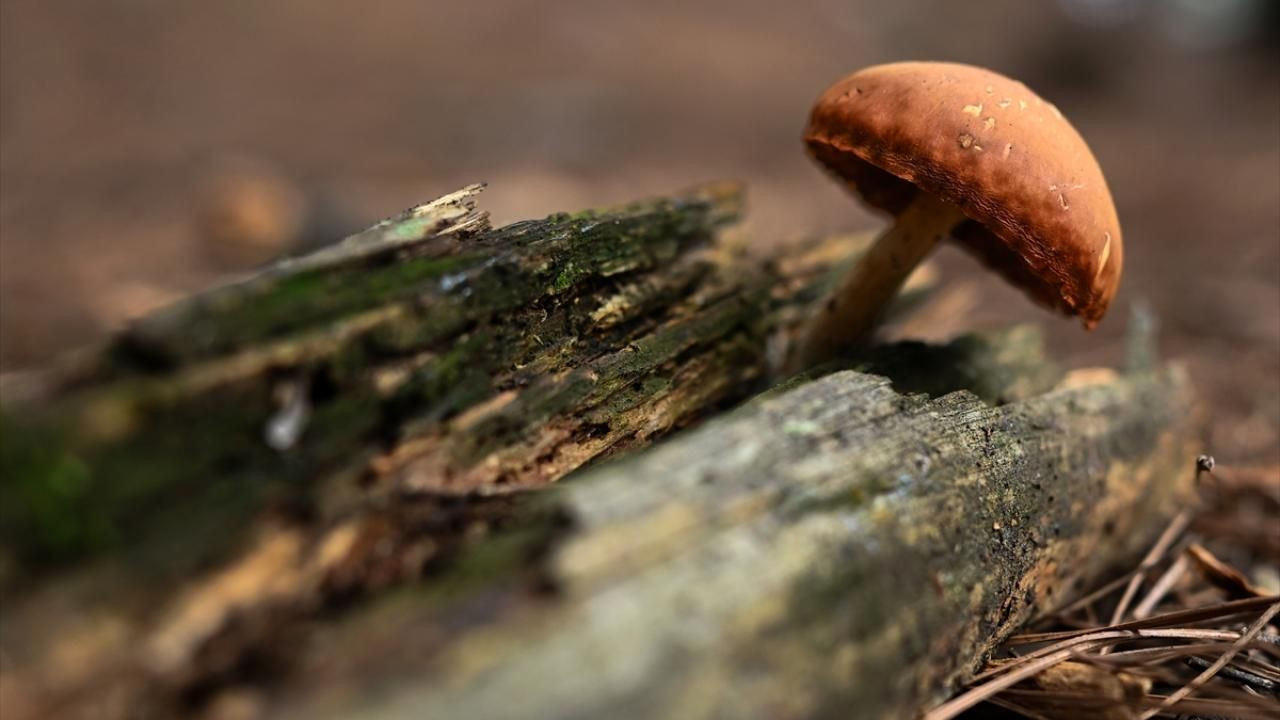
[{"x1": 790, "y1": 193, "x2": 968, "y2": 371}]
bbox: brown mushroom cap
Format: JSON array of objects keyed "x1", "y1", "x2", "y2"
[{"x1": 805, "y1": 61, "x2": 1122, "y2": 327}]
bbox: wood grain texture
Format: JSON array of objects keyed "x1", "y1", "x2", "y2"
[{"x1": 285, "y1": 359, "x2": 1195, "y2": 720}]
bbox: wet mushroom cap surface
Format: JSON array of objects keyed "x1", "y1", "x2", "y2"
[{"x1": 805, "y1": 61, "x2": 1122, "y2": 327}]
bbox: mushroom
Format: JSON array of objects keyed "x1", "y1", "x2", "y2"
[{"x1": 791, "y1": 61, "x2": 1123, "y2": 370}]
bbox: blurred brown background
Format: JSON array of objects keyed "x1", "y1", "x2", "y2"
[{"x1": 2, "y1": 0, "x2": 1277, "y2": 461}]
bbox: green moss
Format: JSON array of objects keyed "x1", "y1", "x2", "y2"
[
  {"x1": 114, "y1": 192, "x2": 728, "y2": 371},
  {"x1": 553, "y1": 263, "x2": 577, "y2": 292},
  {"x1": 0, "y1": 413, "x2": 99, "y2": 561},
  {"x1": 144, "y1": 253, "x2": 484, "y2": 362}
]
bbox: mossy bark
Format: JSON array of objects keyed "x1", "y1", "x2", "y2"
[{"x1": 1, "y1": 182, "x2": 771, "y2": 574}]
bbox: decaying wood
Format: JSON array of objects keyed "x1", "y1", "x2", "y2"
[
  {"x1": 274, "y1": 354, "x2": 1196, "y2": 720},
  {"x1": 0, "y1": 182, "x2": 929, "y2": 717},
  {"x1": 0, "y1": 183, "x2": 1196, "y2": 720},
  {"x1": 2, "y1": 182, "x2": 760, "y2": 575}
]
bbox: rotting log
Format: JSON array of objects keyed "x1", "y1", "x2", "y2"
[
  {"x1": 0, "y1": 180, "x2": 942, "y2": 579},
  {"x1": 278, "y1": 355, "x2": 1197, "y2": 720},
  {"x1": 0, "y1": 183, "x2": 1196, "y2": 720},
  {"x1": 2, "y1": 182, "x2": 775, "y2": 575},
  {"x1": 0, "y1": 182, "x2": 935, "y2": 718},
  {"x1": 1, "y1": 334, "x2": 1195, "y2": 720}
]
